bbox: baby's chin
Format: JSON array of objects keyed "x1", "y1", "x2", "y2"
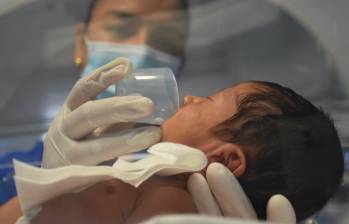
[
  {"x1": 160, "y1": 119, "x2": 172, "y2": 142},
  {"x1": 159, "y1": 124, "x2": 184, "y2": 145}
]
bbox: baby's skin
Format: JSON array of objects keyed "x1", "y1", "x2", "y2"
[{"x1": 31, "y1": 175, "x2": 197, "y2": 224}]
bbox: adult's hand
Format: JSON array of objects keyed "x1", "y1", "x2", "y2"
[
  {"x1": 188, "y1": 163, "x2": 296, "y2": 224},
  {"x1": 42, "y1": 57, "x2": 162, "y2": 168}
]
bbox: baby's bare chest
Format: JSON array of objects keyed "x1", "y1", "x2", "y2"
[
  {"x1": 32, "y1": 179, "x2": 138, "y2": 224},
  {"x1": 78, "y1": 179, "x2": 139, "y2": 219},
  {"x1": 32, "y1": 176, "x2": 189, "y2": 224}
]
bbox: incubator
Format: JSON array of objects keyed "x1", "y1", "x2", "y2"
[{"x1": 1, "y1": 0, "x2": 349, "y2": 224}]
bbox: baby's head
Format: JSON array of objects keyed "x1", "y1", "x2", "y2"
[{"x1": 162, "y1": 81, "x2": 344, "y2": 221}]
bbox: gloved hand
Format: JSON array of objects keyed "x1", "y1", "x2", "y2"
[
  {"x1": 42, "y1": 57, "x2": 162, "y2": 168},
  {"x1": 187, "y1": 163, "x2": 296, "y2": 224}
]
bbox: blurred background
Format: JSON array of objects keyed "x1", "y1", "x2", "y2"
[{"x1": 0, "y1": 0, "x2": 349, "y2": 223}]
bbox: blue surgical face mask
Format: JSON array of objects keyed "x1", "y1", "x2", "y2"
[{"x1": 81, "y1": 39, "x2": 182, "y2": 98}]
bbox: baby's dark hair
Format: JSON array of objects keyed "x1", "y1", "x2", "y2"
[{"x1": 213, "y1": 81, "x2": 344, "y2": 221}]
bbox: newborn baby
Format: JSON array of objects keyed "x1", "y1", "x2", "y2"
[{"x1": 22, "y1": 81, "x2": 345, "y2": 223}]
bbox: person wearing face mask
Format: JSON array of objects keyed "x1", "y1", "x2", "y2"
[
  {"x1": 75, "y1": 0, "x2": 189, "y2": 98},
  {"x1": 0, "y1": 0, "x2": 189, "y2": 205}
]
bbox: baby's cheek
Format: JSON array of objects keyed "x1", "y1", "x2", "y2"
[{"x1": 162, "y1": 112, "x2": 186, "y2": 140}]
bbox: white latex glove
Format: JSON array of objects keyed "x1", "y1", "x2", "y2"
[
  {"x1": 187, "y1": 163, "x2": 296, "y2": 224},
  {"x1": 42, "y1": 57, "x2": 162, "y2": 168}
]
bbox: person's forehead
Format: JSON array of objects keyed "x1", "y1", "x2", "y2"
[
  {"x1": 93, "y1": 0, "x2": 181, "y2": 15},
  {"x1": 212, "y1": 82, "x2": 260, "y2": 100}
]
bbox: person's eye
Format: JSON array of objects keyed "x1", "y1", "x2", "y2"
[
  {"x1": 103, "y1": 18, "x2": 141, "y2": 39},
  {"x1": 104, "y1": 25, "x2": 135, "y2": 38}
]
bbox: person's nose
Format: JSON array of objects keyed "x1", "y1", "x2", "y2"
[
  {"x1": 183, "y1": 95, "x2": 206, "y2": 106},
  {"x1": 134, "y1": 27, "x2": 148, "y2": 44}
]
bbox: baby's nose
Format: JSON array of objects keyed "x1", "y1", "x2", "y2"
[{"x1": 183, "y1": 95, "x2": 205, "y2": 105}]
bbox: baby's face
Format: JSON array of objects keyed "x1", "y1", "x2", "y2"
[{"x1": 161, "y1": 82, "x2": 259, "y2": 155}]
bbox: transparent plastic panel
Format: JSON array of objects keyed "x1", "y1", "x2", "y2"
[{"x1": 1, "y1": 0, "x2": 349, "y2": 223}]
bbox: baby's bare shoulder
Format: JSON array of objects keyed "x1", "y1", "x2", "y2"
[{"x1": 125, "y1": 176, "x2": 197, "y2": 224}]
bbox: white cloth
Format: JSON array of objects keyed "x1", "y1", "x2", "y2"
[{"x1": 14, "y1": 142, "x2": 207, "y2": 223}]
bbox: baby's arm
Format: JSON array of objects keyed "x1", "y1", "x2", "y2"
[
  {"x1": 0, "y1": 197, "x2": 22, "y2": 224},
  {"x1": 125, "y1": 184, "x2": 197, "y2": 224}
]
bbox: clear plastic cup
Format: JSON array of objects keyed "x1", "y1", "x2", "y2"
[{"x1": 115, "y1": 68, "x2": 179, "y2": 125}]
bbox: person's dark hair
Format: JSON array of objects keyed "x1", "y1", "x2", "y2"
[
  {"x1": 84, "y1": 0, "x2": 99, "y2": 24},
  {"x1": 83, "y1": 0, "x2": 189, "y2": 60},
  {"x1": 84, "y1": 0, "x2": 189, "y2": 24},
  {"x1": 213, "y1": 81, "x2": 344, "y2": 221}
]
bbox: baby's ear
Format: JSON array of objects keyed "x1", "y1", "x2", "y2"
[{"x1": 207, "y1": 143, "x2": 246, "y2": 177}]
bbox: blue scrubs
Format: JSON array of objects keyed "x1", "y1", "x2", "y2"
[{"x1": 0, "y1": 141, "x2": 43, "y2": 204}]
